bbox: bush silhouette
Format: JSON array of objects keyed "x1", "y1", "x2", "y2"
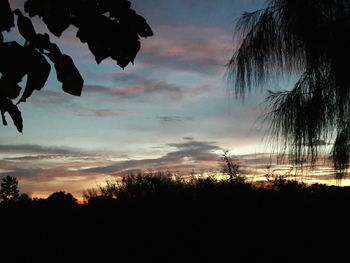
[{"x1": 46, "y1": 191, "x2": 77, "y2": 207}]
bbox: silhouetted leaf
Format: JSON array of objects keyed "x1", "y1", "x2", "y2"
[
  {"x1": 13, "y1": 9, "x2": 36, "y2": 43},
  {"x1": 1, "y1": 111, "x2": 7, "y2": 126},
  {"x1": 108, "y1": 0, "x2": 132, "y2": 18},
  {"x1": 25, "y1": 0, "x2": 71, "y2": 37},
  {"x1": 0, "y1": 0, "x2": 14, "y2": 32},
  {"x1": 88, "y1": 41, "x2": 111, "y2": 64},
  {"x1": 0, "y1": 78, "x2": 22, "y2": 100},
  {"x1": 116, "y1": 58, "x2": 129, "y2": 69},
  {"x1": 18, "y1": 48, "x2": 51, "y2": 103},
  {"x1": 33, "y1": 33, "x2": 51, "y2": 51},
  {"x1": 0, "y1": 97, "x2": 23, "y2": 132},
  {"x1": 76, "y1": 15, "x2": 113, "y2": 63},
  {"x1": 76, "y1": 26, "x2": 89, "y2": 43},
  {"x1": 43, "y1": 15, "x2": 70, "y2": 37},
  {"x1": 128, "y1": 40, "x2": 141, "y2": 64},
  {"x1": 0, "y1": 42, "x2": 28, "y2": 83},
  {"x1": 24, "y1": 0, "x2": 44, "y2": 17},
  {"x1": 134, "y1": 14, "x2": 154, "y2": 37},
  {"x1": 54, "y1": 54, "x2": 83, "y2": 96},
  {"x1": 71, "y1": 0, "x2": 102, "y2": 17}
]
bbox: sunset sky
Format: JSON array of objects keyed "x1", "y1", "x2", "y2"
[{"x1": 0, "y1": 0, "x2": 338, "y2": 199}]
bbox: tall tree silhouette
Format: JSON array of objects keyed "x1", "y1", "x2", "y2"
[
  {"x1": 229, "y1": 0, "x2": 350, "y2": 179},
  {"x1": 0, "y1": 0, "x2": 153, "y2": 132}
]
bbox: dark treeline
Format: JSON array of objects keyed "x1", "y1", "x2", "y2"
[{"x1": 1, "y1": 171, "x2": 350, "y2": 262}]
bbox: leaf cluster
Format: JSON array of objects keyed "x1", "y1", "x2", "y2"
[{"x1": 0, "y1": 0, "x2": 153, "y2": 132}]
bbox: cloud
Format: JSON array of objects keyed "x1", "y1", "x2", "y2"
[
  {"x1": 157, "y1": 116, "x2": 193, "y2": 124},
  {"x1": 138, "y1": 25, "x2": 235, "y2": 76},
  {"x1": 27, "y1": 90, "x2": 122, "y2": 118},
  {"x1": 84, "y1": 79, "x2": 185, "y2": 100},
  {"x1": 0, "y1": 144, "x2": 81, "y2": 155},
  {"x1": 0, "y1": 140, "x2": 222, "y2": 181},
  {"x1": 83, "y1": 139, "x2": 222, "y2": 175},
  {"x1": 76, "y1": 108, "x2": 120, "y2": 118},
  {"x1": 27, "y1": 90, "x2": 71, "y2": 104},
  {"x1": 5, "y1": 155, "x2": 71, "y2": 161},
  {"x1": 82, "y1": 71, "x2": 217, "y2": 107},
  {"x1": 0, "y1": 167, "x2": 45, "y2": 178}
]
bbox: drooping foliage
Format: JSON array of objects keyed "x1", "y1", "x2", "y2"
[
  {"x1": 0, "y1": 0, "x2": 153, "y2": 132},
  {"x1": 229, "y1": 0, "x2": 350, "y2": 179}
]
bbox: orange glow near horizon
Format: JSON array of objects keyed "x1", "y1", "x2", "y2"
[{"x1": 27, "y1": 163, "x2": 350, "y2": 202}]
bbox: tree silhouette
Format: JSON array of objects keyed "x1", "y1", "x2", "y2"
[
  {"x1": 0, "y1": 176, "x2": 20, "y2": 202},
  {"x1": 229, "y1": 0, "x2": 350, "y2": 179},
  {"x1": 222, "y1": 151, "x2": 245, "y2": 182},
  {"x1": 46, "y1": 191, "x2": 77, "y2": 206},
  {"x1": 0, "y1": 0, "x2": 153, "y2": 132}
]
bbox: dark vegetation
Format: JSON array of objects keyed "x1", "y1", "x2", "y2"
[
  {"x1": 0, "y1": 0, "x2": 152, "y2": 132},
  {"x1": 1, "y1": 161, "x2": 350, "y2": 262},
  {"x1": 229, "y1": 0, "x2": 350, "y2": 178}
]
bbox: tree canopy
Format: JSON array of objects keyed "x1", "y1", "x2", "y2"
[
  {"x1": 229, "y1": 0, "x2": 350, "y2": 179},
  {"x1": 0, "y1": 0, "x2": 153, "y2": 132}
]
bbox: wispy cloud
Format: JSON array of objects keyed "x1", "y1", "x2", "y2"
[
  {"x1": 84, "y1": 79, "x2": 185, "y2": 100},
  {"x1": 157, "y1": 116, "x2": 193, "y2": 124},
  {"x1": 83, "y1": 139, "x2": 222, "y2": 175},
  {"x1": 82, "y1": 76, "x2": 216, "y2": 107},
  {"x1": 138, "y1": 25, "x2": 235, "y2": 76},
  {"x1": 76, "y1": 108, "x2": 120, "y2": 118},
  {"x1": 0, "y1": 144, "x2": 82, "y2": 155},
  {"x1": 27, "y1": 90, "x2": 122, "y2": 118}
]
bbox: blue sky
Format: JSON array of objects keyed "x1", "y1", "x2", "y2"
[{"x1": 4, "y1": 0, "x2": 335, "y2": 199}]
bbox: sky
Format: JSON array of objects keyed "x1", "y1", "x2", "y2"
[{"x1": 1, "y1": 0, "x2": 338, "y2": 199}]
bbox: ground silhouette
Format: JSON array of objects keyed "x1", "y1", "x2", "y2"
[{"x1": 1, "y1": 172, "x2": 350, "y2": 262}]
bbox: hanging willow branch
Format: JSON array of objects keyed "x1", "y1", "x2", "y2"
[{"x1": 229, "y1": 0, "x2": 350, "y2": 178}]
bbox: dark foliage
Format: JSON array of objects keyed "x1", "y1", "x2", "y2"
[
  {"x1": 46, "y1": 191, "x2": 77, "y2": 207},
  {"x1": 0, "y1": 0, "x2": 153, "y2": 132},
  {"x1": 222, "y1": 150, "x2": 245, "y2": 182},
  {"x1": 229, "y1": 0, "x2": 350, "y2": 179},
  {"x1": 1, "y1": 174, "x2": 350, "y2": 262},
  {"x1": 0, "y1": 175, "x2": 19, "y2": 202}
]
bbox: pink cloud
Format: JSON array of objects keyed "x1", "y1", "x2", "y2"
[
  {"x1": 141, "y1": 25, "x2": 238, "y2": 67},
  {"x1": 76, "y1": 109, "x2": 120, "y2": 118}
]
